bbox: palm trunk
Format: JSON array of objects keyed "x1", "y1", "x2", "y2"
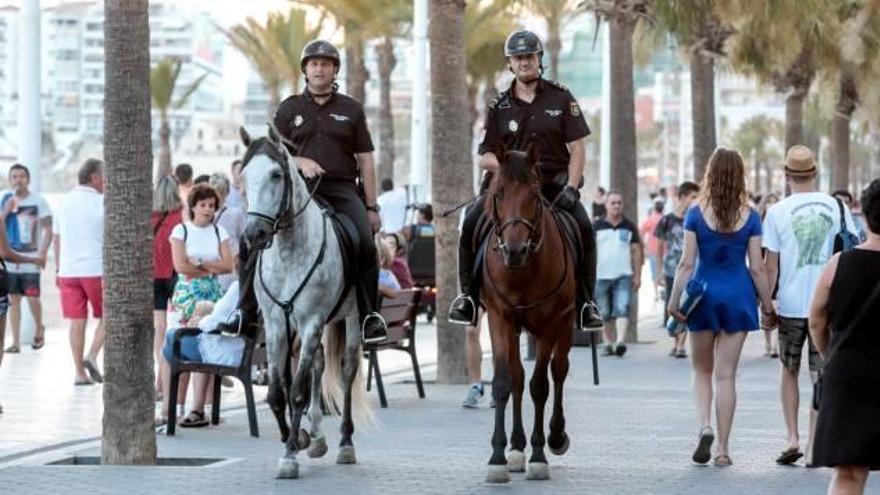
[
  {"x1": 545, "y1": 26, "x2": 561, "y2": 81},
  {"x1": 376, "y1": 36, "x2": 397, "y2": 182},
  {"x1": 762, "y1": 159, "x2": 772, "y2": 193},
  {"x1": 831, "y1": 73, "x2": 857, "y2": 192},
  {"x1": 609, "y1": 14, "x2": 639, "y2": 343},
  {"x1": 157, "y1": 115, "x2": 171, "y2": 180},
  {"x1": 430, "y1": 0, "x2": 469, "y2": 384},
  {"x1": 468, "y1": 83, "x2": 479, "y2": 136},
  {"x1": 102, "y1": 0, "x2": 157, "y2": 465},
  {"x1": 784, "y1": 85, "x2": 807, "y2": 153},
  {"x1": 267, "y1": 85, "x2": 281, "y2": 121},
  {"x1": 690, "y1": 51, "x2": 716, "y2": 182},
  {"x1": 344, "y1": 29, "x2": 369, "y2": 104}
]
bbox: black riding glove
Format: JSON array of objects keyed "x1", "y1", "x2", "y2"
[{"x1": 553, "y1": 185, "x2": 580, "y2": 211}]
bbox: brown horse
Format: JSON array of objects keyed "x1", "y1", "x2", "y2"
[{"x1": 481, "y1": 144, "x2": 577, "y2": 483}]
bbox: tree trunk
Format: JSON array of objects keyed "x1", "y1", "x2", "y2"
[
  {"x1": 344, "y1": 29, "x2": 369, "y2": 104},
  {"x1": 157, "y1": 117, "x2": 171, "y2": 180},
  {"x1": 762, "y1": 159, "x2": 772, "y2": 193},
  {"x1": 831, "y1": 74, "x2": 857, "y2": 193},
  {"x1": 376, "y1": 36, "x2": 397, "y2": 182},
  {"x1": 102, "y1": 0, "x2": 157, "y2": 465},
  {"x1": 267, "y1": 85, "x2": 281, "y2": 121},
  {"x1": 690, "y1": 51, "x2": 716, "y2": 183},
  {"x1": 609, "y1": 15, "x2": 639, "y2": 343},
  {"x1": 784, "y1": 86, "x2": 807, "y2": 153},
  {"x1": 467, "y1": 83, "x2": 479, "y2": 137},
  {"x1": 430, "y1": 0, "x2": 469, "y2": 384},
  {"x1": 545, "y1": 27, "x2": 561, "y2": 81}
]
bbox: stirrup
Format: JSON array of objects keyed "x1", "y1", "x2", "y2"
[
  {"x1": 361, "y1": 312, "x2": 388, "y2": 344},
  {"x1": 579, "y1": 301, "x2": 604, "y2": 331},
  {"x1": 448, "y1": 294, "x2": 476, "y2": 326}
]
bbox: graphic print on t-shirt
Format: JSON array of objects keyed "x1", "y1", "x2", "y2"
[
  {"x1": 790, "y1": 202, "x2": 834, "y2": 268},
  {"x1": 2, "y1": 194, "x2": 40, "y2": 253}
]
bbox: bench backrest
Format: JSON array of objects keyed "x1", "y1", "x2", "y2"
[{"x1": 379, "y1": 288, "x2": 422, "y2": 343}]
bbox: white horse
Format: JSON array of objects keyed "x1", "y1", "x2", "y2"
[{"x1": 239, "y1": 126, "x2": 371, "y2": 479}]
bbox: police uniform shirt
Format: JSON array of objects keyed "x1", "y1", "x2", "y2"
[
  {"x1": 274, "y1": 89, "x2": 374, "y2": 181},
  {"x1": 478, "y1": 78, "x2": 590, "y2": 174}
]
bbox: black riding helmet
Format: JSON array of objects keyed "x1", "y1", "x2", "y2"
[
  {"x1": 504, "y1": 30, "x2": 543, "y2": 58},
  {"x1": 300, "y1": 39, "x2": 341, "y2": 74}
]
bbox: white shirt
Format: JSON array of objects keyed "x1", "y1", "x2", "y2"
[
  {"x1": 1, "y1": 190, "x2": 52, "y2": 274},
  {"x1": 170, "y1": 221, "x2": 229, "y2": 263},
  {"x1": 377, "y1": 188, "x2": 408, "y2": 234},
  {"x1": 763, "y1": 192, "x2": 858, "y2": 318},
  {"x1": 53, "y1": 185, "x2": 103, "y2": 277}
]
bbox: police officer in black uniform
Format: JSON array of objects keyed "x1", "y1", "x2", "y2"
[
  {"x1": 448, "y1": 30, "x2": 601, "y2": 331},
  {"x1": 268, "y1": 39, "x2": 388, "y2": 343}
]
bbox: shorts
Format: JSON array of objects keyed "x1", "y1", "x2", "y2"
[
  {"x1": 595, "y1": 276, "x2": 632, "y2": 322},
  {"x1": 647, "y1": 255, "x2": 658, "y2": 280},
  {"x1": 778, "y1": 316, "x2": 823, "y2": 381},
  {"x1": 162, "y1": 327, "x2": 203, "y2": 363},
  {"x1": 0, "y1": 271, "x2": 9, "y2": 317},
  {"x1": 154, "y1": 277, "x2": 176, "y2": 311},
  {"x1": 7, "y1": 272, "x2": 40, "y2": 297},
  {"x1": 59, "y1": 276, "x2": 103, "y2": 319}
]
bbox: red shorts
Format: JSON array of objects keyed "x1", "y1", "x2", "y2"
[{"x1": 59, "y1": 276, "x2": 103, "y2": 319}]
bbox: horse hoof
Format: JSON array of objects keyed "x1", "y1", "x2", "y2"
[
  {"x1": 485, "y1": 464, "x2": 511, "y2": 484},
  {"x1": 549, "y1": 433, "x2": 570, "y2": 456},
  {"x1": 298, "y1": 428, "x2": 310, "y2": 449},
  {"x1": 526, "y1": 462, "x2": 550, "y2": 480},
  {"x1": 336, "y1": 445, "x2": 357, "y2": 464},
  {"x1": 276, "y1": 458, "x2": 299, "y2": 479},
  {"x1": 507, "y1": 450, "x2": 525, "y2": 472},
  {"x1": 307, "y1": 436, "x2": 328, "y2": 459}
]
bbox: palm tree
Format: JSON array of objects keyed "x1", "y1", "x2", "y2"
[
  {"x1": 466, "y1": 0, "x2": 517, "y2": 132},
  {"x1": 722, "y1": 0, "x2": 837, "y2": 154},
  {"x1": 651, "y1": 1, "x2": 733, "y2": 182},
  {"x1": 224, "y1": 9, "x2": 319, "y2": 117},
  {"x1": 523, "y1": 0, "x2": 578, "y2": 81},
  {"x1": 431, "y1": 0, "x2": 470, "y2": 384},
  {"x1": 150, "y1": 56, "x2": 206, "y2": 179},
  {"x1": 102, "y1": 0, "x2": 156, "y2": 464},
  {"x1": 729, "y1": 116, "x2": 783, "y2": 193}
]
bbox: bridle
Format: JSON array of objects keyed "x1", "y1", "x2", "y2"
[{"x1": 490, "y1": 188, "x2": 546, "y2": 264}]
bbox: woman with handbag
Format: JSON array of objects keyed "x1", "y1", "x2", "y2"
[
  {"x1": 809, "y1": 178, "x2": 880, "y2": 495},
  {"x1": 667, "y1": 148, "x2": 777, "y2": 466}
]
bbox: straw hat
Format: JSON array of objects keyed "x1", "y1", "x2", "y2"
[{"x1": 784, "y1": 145, "x2": 817, "y2": 177}]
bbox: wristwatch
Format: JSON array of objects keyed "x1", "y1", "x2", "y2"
[{"x1": 366, "y1": 204, "x2": 381, "y2": 213}]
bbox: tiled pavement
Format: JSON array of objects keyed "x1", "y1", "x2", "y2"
[{"x1": 2, "y1": 301, "x2": 876, "y2": 494}]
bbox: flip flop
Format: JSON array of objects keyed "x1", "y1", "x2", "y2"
[
  {"x1": 714, "y1": 454, "x2": 733, "y2": 466},
  {"x1": 31, "y1": 335, "x2": 45, "y2": 350},
  {"x1": 4, "y1": 345, "x2": 19, "y2": 354},
  {"x1": 84, "y1": 359, "x2": 103, "y2": 384},
  {"x1": 692, "y1": 427, "x2": 714, "y2": 464},
  {"x1": 74, "y1": 378, "x2": 94, "y2": 386},
  {"x1": 776, "y1": 448, "x2": 804, "y2": 465}
]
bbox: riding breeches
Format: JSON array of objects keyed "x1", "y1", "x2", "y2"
[{"x1": 314, "y1": 178, "x2": 380, "y2": 317}]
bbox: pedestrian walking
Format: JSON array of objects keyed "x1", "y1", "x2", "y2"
[
  {"x1": 595, "y1": 191, "x2": 643, "y2": 356},
  {"x1": 809, "y1": 178, "x2": 880, "y2": 494},
  {"x1": 1, "y1": 164, "x2": 52, "y2": 353},
  {"x1": 377, "y1": 178, "x2": 408, "y2": 235},
  {"x1": 757, "y1": 192, "x2": 780, "y2": 359},
  {"x1": 53, "y1": 158, "x2": 106, "y2": 386},
  {"x1": 640, "y1": 197, "x2": 664, "y2": 302},
  {"x1": 654, "y1": 181, "x2": 700, "y2": 358},
  {"x1": 667, "y1": 148, "x2": 777, "y2": 466},
  {"x1": 762, "y1": 145, "x2": 859, "y2": 466}
]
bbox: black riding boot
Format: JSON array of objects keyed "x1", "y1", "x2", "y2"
[
  {"x1": 358, "y1": 264, "x2": 388, "y2": 344},
  {"x1": 215, "y1": 238, "x2": 261, "y2": 337},
  {"x1": 574, "y1": 204, "x2": 602, "y2": 331},
  {"x1": 449, "y1": 241, "x2": 479, "y2": 326}
]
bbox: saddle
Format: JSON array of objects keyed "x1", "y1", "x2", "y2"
[
  {"x1": 552, "y1": 208, "x2": 582, "y2": 268},
  {"x1": 314, "y1": 197, "x2": 362, "y2": 320}
]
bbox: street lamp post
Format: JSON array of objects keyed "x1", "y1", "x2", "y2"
[{"x1": 409, "y1": 0, "x2": 429, "y2": 201}]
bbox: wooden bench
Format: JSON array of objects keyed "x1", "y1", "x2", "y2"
[
  {"x1": 166, "y1": 328, "x2": 260, "y2": 437},
  {"x1": 365, "y1": 288, "x2": 426, "y2": 408}
]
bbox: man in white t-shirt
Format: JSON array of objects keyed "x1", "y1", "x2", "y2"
[
  {"x1": 762, "y1": 145, "x2": 859, "y2": 466},
  {"x1": 376, "y1": 178, "x2": 408, "y2": 234},
  {"x1": 53, "y1": 159, "x2": 106, "y2": 386},
  {"x1": 1, "y1": 164, "x2": 52, "y2": 353}
]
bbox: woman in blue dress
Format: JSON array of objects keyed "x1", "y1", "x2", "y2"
[{"x1": 667, "y1": 148, "x2": 777, "y2": 467}]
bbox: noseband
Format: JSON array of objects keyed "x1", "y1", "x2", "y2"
[{"x1": 491, "y1": 191, "x2": 545, "y2": 263}]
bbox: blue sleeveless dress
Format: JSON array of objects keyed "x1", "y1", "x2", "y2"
[{"x1": 685, "y1": 205, "x2": 761, "y2": 332}]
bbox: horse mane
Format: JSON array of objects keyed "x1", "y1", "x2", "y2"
[
  {"x1": 497, "y1": 150, "x2": 538, "y2": 186},
  {"x1": 242, "y1": 136, "x2": 287, "y2": 170}
]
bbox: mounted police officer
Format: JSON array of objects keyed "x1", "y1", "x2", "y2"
[
  {"x1": 222, "y1": 40, "x2": 388, "y2": 344},
  {"x1": 448, "y1": 30, "x2": 602, "y2": 331}
]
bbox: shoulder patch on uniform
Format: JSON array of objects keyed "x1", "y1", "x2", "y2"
[
  {"x1": 545, "y1": 79, "x2": 570, "y2": 92},
  {"x1": 570, "y1": 101, "x2": 582, "y2": 117}
]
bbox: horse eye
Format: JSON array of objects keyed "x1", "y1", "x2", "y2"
[{"x1": 270, "y1": 171, "x2": 283, "y2": 181}]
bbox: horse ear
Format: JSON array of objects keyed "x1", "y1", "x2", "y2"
[
  {"x1": 239, "y1": 126, "x2": 252, "y2": 147},
  {"x1": 267, "y1": 122, "x2": 281, "y2": 145}
]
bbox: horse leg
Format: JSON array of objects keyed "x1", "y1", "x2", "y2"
[
  {"x1": 307, "y1": 342, "x2": 328, "y2": 458},
  {"x1": 337, "y1": 314, "x2": 361, "y2": 465},
  {"x1": 507, "y1": 328, "x2": 527, "y2": 473},
  {"x1": 526, "y1": 336, "x2": 554, "y2": 481},
  {"x1": 548, "y1": 335, "x2": 573, "y2": 457},
  {"x1": 264, "y1": 324, "x2": 290, "y2": 443},
  {"x1": 277, "y1": 324, "x2": 321, "y2": 479},
  {"x1": 486, "y1": 311, "x2": 513, "y2": 484}
]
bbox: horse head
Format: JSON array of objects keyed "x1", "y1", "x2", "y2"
[
  {"x1": 487, "y1": 142, "x2": 544, "y2": 269},
  {"x1": 239, "y1": 125, "x2": 298, "y2": 250}
]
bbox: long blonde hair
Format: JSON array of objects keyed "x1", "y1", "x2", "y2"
[
  {"x1": 152, "y1": 175, "x2": 181, "y2": 214},
  {"x1": 699, "y1": 148, "x2": 749, "y2": 231}
]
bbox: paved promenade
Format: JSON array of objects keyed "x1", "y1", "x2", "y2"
[{"x1": 2, "y1": 299, "x2": 875, "y2": 494}]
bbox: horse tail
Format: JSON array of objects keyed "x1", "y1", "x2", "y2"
[{"x1": 321, "y1": 321, "x2": 375, "y2": 427}]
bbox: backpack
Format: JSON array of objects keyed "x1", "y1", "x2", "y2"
[{"x1": 832, "y1": 197, "x2": 860, "y2": 253}]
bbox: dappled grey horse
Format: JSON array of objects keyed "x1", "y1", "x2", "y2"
[{"x1": 239, "y1": 126, "x2": 371, "y2": 479}]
